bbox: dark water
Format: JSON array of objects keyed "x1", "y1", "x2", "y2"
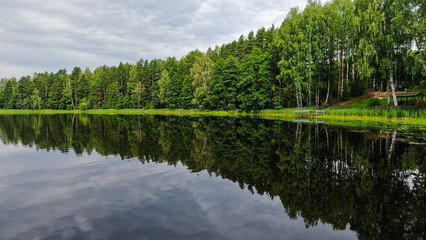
[{"x1": 0, "y1": 115, "x2": 424, "y2": 240}]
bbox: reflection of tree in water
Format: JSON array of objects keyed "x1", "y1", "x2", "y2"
[
  {"x1": 158, "y1": 121, "x2": 172, "y2": 157},
  {"x1": 0, "y1": 114, "x2": 424, "y2": 240},
  {"x1": 190, "y1": 120, "x2": 214, "y2": 171}
]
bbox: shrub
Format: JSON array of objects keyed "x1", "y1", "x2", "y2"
[
  {"x1": 415, "y1": 101, "x2": 426, "y2": 108},
  {"x1": 145, "y1": 101, "x2": 155, "y2": 109},
  {"x1": 79, "y1": 98, "x2": 88, "y2": 110},
  {"x1": 366, "y1": 98, "x2": 381, "y2": 107}
]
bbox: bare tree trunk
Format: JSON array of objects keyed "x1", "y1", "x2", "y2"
[
  {"x1": 74, "y1": 85, "x2": 78, "y2": 108},
  {"x1": 317, "y1": 87, "x2": 320, "y2": 107},
  {"x1": 346, "y1": 58, "x2": 349, "y2": 94},
  {"x1": 373, "y1": 77, "x2": 375, "y2": 91},
  {"x1": 316, "y1": 77, "x2": 320, "y2": 107},
  {"x1": 325, "y1": 23, "x2": 331, "y2": 105},
  {"x1": 325, "y1": 59, "x2": 331, "y2": 104},
  {"x1": 389, "y1": 62, "x2": 398, "y2": 107},
  {"x1": 308, "y1": 84, "x2": 311, "y2": 107},
  {"x1": 295, "y1": 84, "x2": 303, "y2": 108},
  {"x1": 70, "y1": 82, "x2": 75, "y2": 110},
  {"x1": 415, "y1": 39, "x2": 423, "y2": 59},
  {"x1": 71, "y1": 95, "x2": 75, "y2": 110},
  {"x1": 383, "y1": 14, "x2": 398, "y2": 107},
  {"x1": 351, "y1": 55, "x2": 355, "y2": 85},
  {"x1": 295, "y1": 87, "x2": 300, "y2": 108},
  {"x1": 340, "y1": 48, "x2": 344, "y2": 99},
  {"x1": 338, "y1": 50, "x2": 341, "y2": 102},
  {"x1": 386, "y1": 79, "x2": 391, "y2": 106},
  {"x1": 308, "y1": 30, "x2": 312, "y2": 107}
]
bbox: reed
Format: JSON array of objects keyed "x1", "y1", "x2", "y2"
[{"x1": 324, "y1": 107, "x2": 426, "y2": 118}]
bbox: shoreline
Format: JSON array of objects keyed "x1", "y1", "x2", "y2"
[{"x1": 0, "y1": 108, "x2": 425, "y2": 126}]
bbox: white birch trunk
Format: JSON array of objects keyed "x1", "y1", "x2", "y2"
[
  {"x1": 390, "y1": 65, "x2": 398, "y2": 107},
  {"x1": 386, "y1": 80, "x2": 391, "y2": 106}
]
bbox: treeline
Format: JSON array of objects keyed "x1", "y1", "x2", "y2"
[{"x1": 0, "y1": 0, "x2": 424, "y2": 110}]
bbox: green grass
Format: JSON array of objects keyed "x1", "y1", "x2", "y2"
[
  {"x1": 0, "y1": 108, "x2": 294, "y2": 117},
  {"x1": 324, "y1": 107, "x2": 426, "y2": 118},
  {"x1": 344, "y1": 98, "x2": 389, "y2": 108},
  {"x1": 0, "y1": 108, "x2": 425, "y2": 126}
]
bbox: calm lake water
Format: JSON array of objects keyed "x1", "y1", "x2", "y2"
[{"x1": 0, "y1": 114, "x2": 424, "y2": 240}]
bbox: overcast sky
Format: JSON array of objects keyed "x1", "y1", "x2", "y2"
[{"x1": 0, "y1": 0, "x2": 307, "y2": 79}]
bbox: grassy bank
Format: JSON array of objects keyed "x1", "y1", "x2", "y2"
[
  {"x1": 0, "y1": 108, "x2": 424, "y2": 126},
  {"x1": 325, "y1": 107, "x2": 426, "y2": 118},
  {"x1": 0, "y1": 109, "x2": 294, "y2": 117}
]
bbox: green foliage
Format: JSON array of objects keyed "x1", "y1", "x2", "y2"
[
  {"x1": 158, "y1": 69, "x2": 171, "y2": 108},
  {"x1": 105, "y1": 81, "x2": 118, "y2": 108},
  {"x1": 8, "y1": 81, "x2": 21, "y2": 109},
  {"x1": 366, "y1": 98, "x2": 381, "y2": 107},
  {"x1": 207, "y1": 57, "x2": 239, "y2": 110},
  {"x1": 0, "y1": 0, "x2": 422, "y2": 111},
  {"x1": 238, "y1": 47, "x2": 272, "y2": 111},
  {"x1": 30, "y1": 88, "x2": 42, "y2": 109},
  {"x1": 101, "y1": 103, "x2": 109, "y2": 109},
  {"x1": 79, "y1": 98, "x2": 88, "y2": 110},
  {"x1": 325, "y1": 107, "x2": 426, "y2": 118},
  {"x1": 180, "y1": 75, "x2": 193, "y2": 109},
  {"x1": 190, "y1": 55, "x2": 214, "y2": 109},
  {"x1": 116, "y1": 94, "x2": 129, "y2": 109}
]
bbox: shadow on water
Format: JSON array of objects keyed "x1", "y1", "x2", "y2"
[{"x1": 0, "y1": 114, "x2": 425, "y2": 240}]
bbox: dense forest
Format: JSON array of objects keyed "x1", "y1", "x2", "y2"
[{"x1": 0, "y1": 0, "x2": 424, "y2": 110}]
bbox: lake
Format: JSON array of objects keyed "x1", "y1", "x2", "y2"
[{"x1": 0, "y1": 114, "x2": 424, "y2": 240}]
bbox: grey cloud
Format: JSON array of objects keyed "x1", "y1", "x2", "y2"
[
  {"x1": 0, "y1": 0, "x2": 307, "y2": 78},
  {"x1": 0, "y1": 147, "x2": 356, "y2": 240}
]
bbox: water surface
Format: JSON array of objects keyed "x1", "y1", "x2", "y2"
[{"x1": 0, "y1": 114, "x2": 424, "y2": 240}]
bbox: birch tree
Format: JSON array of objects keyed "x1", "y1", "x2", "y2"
[{"x1": 190, "y1": 55, "x2": 214, "y2": 108}]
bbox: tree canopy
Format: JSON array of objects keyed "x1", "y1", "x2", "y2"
[{"x1": 0, "y1": 0, "x2": 424, "y2": 110}]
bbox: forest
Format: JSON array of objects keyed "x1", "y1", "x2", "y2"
[{"x1": 0, "y1": 0, "x2": 424, "y2": 110}]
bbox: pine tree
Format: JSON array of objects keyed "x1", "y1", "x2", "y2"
[{"x1": 238, "y1": 48, "x2": 272, "y2": 110}]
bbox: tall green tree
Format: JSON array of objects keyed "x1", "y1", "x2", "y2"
[
  {"x1": 180, "y1": 75, "x2": 193, "y2": 109},
  {"x1": 190, "y1": 55, "x2": 214, "y2": 109},
  {"x1": 238, "y1": 47, "x2": 273, "y2": 110},
  {"x1": 18, "y1": 76, "x2": 33, "y2": 109},
  {"x1": 70, "y1": 67, "x2": 82, "y2": 108},
  {"x1": 275, "y1": 8, "x2": 307, "y2": 108},
  {"x1": 30, "y1": 88, "x2": 42, "y2": 109},
  {"x1": 158, "y1": 69, "x2": 171, "y2": 108},
  {"x1": 128, "y1": 60, "x2": 145, "y2": 109},
  {"x1": 62, "y1": 75, "x2": 74, "y2": 110},
  {"x1": 207, "y1": 57, "x2": 240, "y2": 110}
]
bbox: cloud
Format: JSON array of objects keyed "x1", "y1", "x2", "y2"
[
  {"x1": 0, "y1": 0, "x2": 307, "y2": 79},
  {"x1": 0, "y1": 148, "x2": 356, "y2": 240}
]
